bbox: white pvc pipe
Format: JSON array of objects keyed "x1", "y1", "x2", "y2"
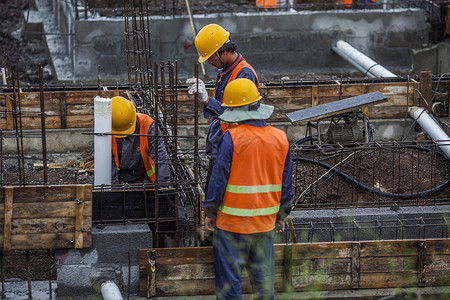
[
  {"x1": 94, "y1": 96, "x2": 112, "y2": 187},
  {"x1": 333, "y1": 40, "x2": 397, "y2": 78},
  {"x1": 408, "y1": 106, "x2": 450, "y2": 159},
  {"x1": 101, "y1": 281, "x2": 123, "y2": 300}
]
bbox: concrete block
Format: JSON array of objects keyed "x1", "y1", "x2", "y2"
[{"x1": 92, "y1": 224, "x2": 153, "y2": 265}]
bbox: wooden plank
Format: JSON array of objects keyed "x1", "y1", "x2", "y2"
[
  {"x1": 3, "y1": 187, "x2": 13, "y2": 251},
  {"x1": 2, "y1": 217, "x2": 92, "y2": 234},
  {"x1": 291, "y1": 242, "x2": 353, "y2": 259},
  {"x1": 360, "y1": 271, "x2": 418, "y2": 288},
  {"x1": 139, "y1": 239, "x2": 450, "y2": 297},
  {"x1": 5, "y1": 232, "x2": 92, "y2": 250},
  {"x1": 0, "y1": 185, "x2": 93, "y2": 203},
  {"x1": 74, "y1": 185, "x2": 86, "y2": 249}
]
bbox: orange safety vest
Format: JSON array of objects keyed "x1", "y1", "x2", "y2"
[
  {"x1": 256, "y1": 0, "x2": 277, "y2": 9},
  {"x1": 216, "y1": 124, "x2": 290, "y2": 234},
  {"x1": 111, "y1": 113, "x2": 156, "y2": 182},
  {"x1": 342, "y1": 0, "x2": 352, "y2": 8},
  {"x1": 220, "y1": 59, "x2": 259, "y2": 133}
]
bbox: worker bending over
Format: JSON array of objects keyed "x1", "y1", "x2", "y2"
[
  {"x1": 202, "y1": 79, "x2": 293, "y2": 300},
  {"x1": 111, "y1": 96, "x2": 170, "y2": 184},
  {"x1": 187, "y1": 23, "x2": 259, "y2": 195}
]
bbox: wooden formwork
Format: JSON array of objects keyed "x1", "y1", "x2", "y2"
[
  {"x1": 0, "y1": 185, "x2": 92, "y2": 251},
  {"x1": 3, "y1": 79, "x2": 445, "y2": 130},
  {"x1": 139, "y1": 239, "x2": 450, "y2": 298}
]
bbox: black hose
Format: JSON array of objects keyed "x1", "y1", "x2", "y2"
[{"x1": 294, "y1": 156, "x2": 450, "y2": 199}]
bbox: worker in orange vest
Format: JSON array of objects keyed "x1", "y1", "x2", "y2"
[
  {"x1": 256, "y1": 0, "x2": 277, "y2": 9},
  {"x1": 110, "y1": 96, "x2": 170, "y2": 184},
  {"x1": 202, "y1": 78, "x2": 293, "y2": 299},
  {"x1": 187, "y1": 23, "x2": 259, "y2": 206}
]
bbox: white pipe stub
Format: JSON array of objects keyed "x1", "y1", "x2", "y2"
[
  {"x1": 101, "y1": 280, "x2": 123, "y2": 300},
  {"x1": 408, "y1": 106, "x2": 450, "y2": 159}
]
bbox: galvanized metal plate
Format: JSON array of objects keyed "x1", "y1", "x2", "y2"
[{"x1": 286, "y1": 91, "x2": 387, "y2": 124}]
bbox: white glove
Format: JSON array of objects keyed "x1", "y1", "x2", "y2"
[{"x1": 186, "y1": 78, "x2": 209, "y2": 103}]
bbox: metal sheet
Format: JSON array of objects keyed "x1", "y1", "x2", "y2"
[{"x1": 286, "y1": 91, "x2": 387, "y2": 124}]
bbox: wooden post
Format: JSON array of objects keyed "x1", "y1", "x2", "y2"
[
  {"x1": 351, "y1": 242, "x2": 361, "y2": 288},
  {"x1": 5, "y1": 95, "x2": 13, "y2": 130},
  {"x1": 361, "y1": 84, "x2": 370, "y2": 117},
  {"x1": 147, "y1": 250, "x2": 156, "y2": 298},
  {"x1": 417, "y1": 241, "x2": 426, "y2": 287},
  {"x1": 74, "y1": 185, "x2": 86, "y2": 249},
  {"x1": 59, "y1": 92, "x2": 67, "y2": 129},
  {"x1": 419, "y1": 71, "x2": 433, "y2": 110},
  {"x1": 311, "y1": 86, "x2": 319, "y2": 107},
  {"x1": 3, "y1": 187, "x2": 13, "y2": 251}
]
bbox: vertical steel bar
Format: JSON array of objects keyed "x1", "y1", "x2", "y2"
[
  {"x1": 39, "y1": 67, "x2": 48, "y2": 184},
  {"x1": 131, "y1": 2, "x2": 139, "y2": 84},
  {"x1": 124, "y1": 1, "x2": 132, "y2": 87},
  {"x1": 26, "y1": 250, "x2": 32, "y2": 298},
  {"x1": 11, "y1": 70, "x2": 23, "y2": 184},
  {"x1": 15, "y1": 72, "x2": 26, "y2": 184},
  {"x1": 153, "y1": 62, "x2": 160, "y2": 247},
  {"x1": 169, "y1": 62, "x2": 179, "y2": 246},
  {"x1": 1, "y1": 251, "x2": 5, "y2": 300},
  {"x1": 48, "y1": 249, "x2": 53, "y2": 299},
  {"x1": 145, "y1": 0, "x2": 153, "y2": 87},
  {"x1": 194, "y1": 62, "x2": 199, "y2": 246}
]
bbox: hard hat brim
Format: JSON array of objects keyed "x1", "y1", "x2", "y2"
[
  {"x1": 219, "y1": 103, "x2": 274, "y2": 123},
  {"x1": 112, "y1": 116, "x2": 137, "y2": 138}
]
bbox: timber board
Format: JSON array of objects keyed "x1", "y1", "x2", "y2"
[
  {"x1": 139, "y1": 239, "x2": 450, "y2": 297},
  {"x1": 1, "y1": 81, "x2": 441, "y2": 129},
  {"x1": 0, "y1": 185, "x2": 92, "y2": 250}
]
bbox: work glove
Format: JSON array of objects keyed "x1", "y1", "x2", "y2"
[{"x1": 186, "y1": 78, "x2": 209, "y2": 103}]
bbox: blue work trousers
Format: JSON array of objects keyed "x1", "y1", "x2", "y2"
[{"x1": 213, "y1": 228, "x2": 275, "y2": 300}]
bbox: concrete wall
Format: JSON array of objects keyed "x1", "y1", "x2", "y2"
[
  {"x1": 50, "y1": 2, "x2": 429, "y2": 83},
  {"x1": 412, "y1": 40, "x2": 450, "y2": 74}
]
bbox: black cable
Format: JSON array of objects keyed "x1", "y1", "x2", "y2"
[{"x1": 293, "y1": 156, "x2": 450, "y2": 200}]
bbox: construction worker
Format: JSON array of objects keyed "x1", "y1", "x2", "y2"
[
  {"x1": 111, "y1": 96, "x2": 170, "y2": 184},
  {"x1": 202, "y1": 78, "x2": 293, "y2": 300},
  {"x1": 186, "y1": 23, "x2": 259, "y2": 197}
]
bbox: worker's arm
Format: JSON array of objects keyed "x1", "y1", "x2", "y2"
[
  {"x1": 148, "y1": 122, "x2": 171, "y2": 182},
  {"x1": 202, "y1": 131, "x2": 233, "y2": 219},
  {"x1": 277, "y1": 147, "x2": 294, "y2": 222}
]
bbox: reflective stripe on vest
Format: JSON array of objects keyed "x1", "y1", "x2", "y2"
[
  {"x1": 225, "y1": 183, "x2": 282, "y2": 194},
  {"x1": 111, "y1": 113, "x2": 156, "y2": 182},
  {"x1": 219, "y1": 203, "x2": 280, "y2": 217},
  {"x1": 215, "y1": 124, "x2": 290, "y2": 234}
]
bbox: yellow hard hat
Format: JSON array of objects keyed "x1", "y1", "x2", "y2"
[
  {"x1": 111, "y1": 96, "x2": 136, "y2": 138},
  {"x1": 195, "y1": 24, "x2": 230, "y2": 63},
  {"x1": 222, "y1": 78, "x2": 262, "y2": 107}
]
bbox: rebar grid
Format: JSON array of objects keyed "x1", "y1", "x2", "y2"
[
  {"x1": 0, "y1": 250, "x2": 56, "y2": 300},
  {"x1": 280, "y1": 216, "x2": 450, "y2": 244},
  {"x1": 292, "y1": 140, "x2": 450, "y2": 210}
]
